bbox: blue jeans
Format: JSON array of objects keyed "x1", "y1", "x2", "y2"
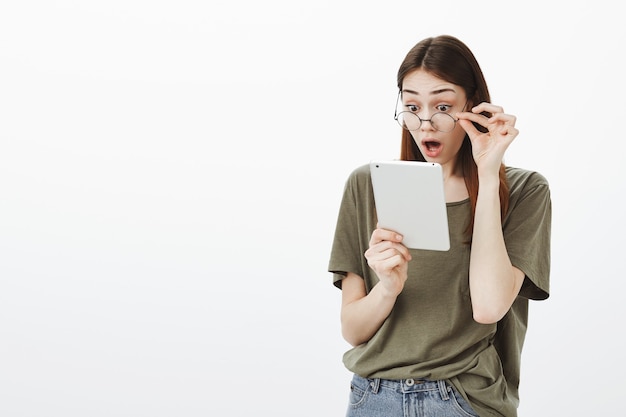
[{"x1": 346, "y1": 374, "x2": 478, "y2": 417}]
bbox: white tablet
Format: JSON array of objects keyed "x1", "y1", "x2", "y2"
[{"x1": 370, "y1": 160, "x2": 450, "y2": 251}]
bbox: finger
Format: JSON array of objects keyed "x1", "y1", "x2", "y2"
[
  {"x1": 369, "y1": 227, "x2": 403, "y2": 246},
  {"x1": 367, "y1": 250, "x2": 409, "y2": 272},
  {"x1": 365, "y1": 241, "x2": 412, "y2": 262},
  {"x1": 459, "y1": 111, "x2": 517, "y2": 134},
  {"x1": 457, "y1": 111, "x2": 490, "y2": 130},
  {"x1": 387, "y1": 243, "x2": 412, "y2": 261},
  {"x1": 366, "y1": 246, "x2": 405, "y2": 262},
  {"x1": 499, "y1": 126, "x2": 519, "y2": 142},
  {"x1": 457, "y1": 118, "x2": 480, "y2": 139},
  {"x1": 488, "y1": 113, "x2": 517, "y2": 126},
  {"x1": 376, "y1": 254, "x2": 408, "y2": 272},
  {"x1": 472, "y1": 102, "x2": 504, "y2": 114}
]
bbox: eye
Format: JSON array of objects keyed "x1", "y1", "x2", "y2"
[
  {"x1": 436, "y1": 104, "x2": 452, "y2": 113},
  {"x1": 407, "y1": 104, "x2": 419, "y2": 112}
]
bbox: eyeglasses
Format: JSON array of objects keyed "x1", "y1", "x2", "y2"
[{"x1": 393, "y1": 91, "x2": 459, "y2": 133}]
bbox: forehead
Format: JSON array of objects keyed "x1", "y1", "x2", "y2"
[{"x1": 401, "y1": 69, "x2": 463, "y2": 98}]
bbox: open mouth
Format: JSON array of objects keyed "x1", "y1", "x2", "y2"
[{"x1": 424, "y1": 140, "x2": 441, "y2": 152}]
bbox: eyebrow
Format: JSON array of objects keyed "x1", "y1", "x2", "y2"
[{"x1": 402, "y1": 88, "x2": 457, "y2": 96}]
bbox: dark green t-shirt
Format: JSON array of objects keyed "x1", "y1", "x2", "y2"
[{"x1": 328, "y1": 163, "x2": 551, "y2": 417}]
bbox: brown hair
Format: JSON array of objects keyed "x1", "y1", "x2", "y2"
[{"x1": 397, "y1": 35, "x2": 509, "y2": 237}]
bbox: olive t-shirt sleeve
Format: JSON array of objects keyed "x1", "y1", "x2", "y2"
[
  {"x1": 328, "y1": 164, "x2": 376, "y2": 289},
  {"x1": 503, "y1": 168, "x2": 552, "y2": 300}
]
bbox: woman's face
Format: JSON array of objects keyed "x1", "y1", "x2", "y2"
[{"x1": 400, "y1": 69, "x2": 468, "y2": 172}]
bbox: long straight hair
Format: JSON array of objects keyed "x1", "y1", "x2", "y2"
[{"x1": 397, "y1": 35, "x2": 509, "y2": 237}]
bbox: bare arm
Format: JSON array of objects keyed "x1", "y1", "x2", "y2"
[
  {"x1": 340, "y1": 272, "x2": 398, "y2": 346},
  {"x1": 458, "y1": 102, "x2": 526, "y2": 324},
  {"x1": 469, "y1": 174, "x2": 525, "y2": 323},
  {"x1": 340, "y1": 228, "x2": 411, "y2": 346}
]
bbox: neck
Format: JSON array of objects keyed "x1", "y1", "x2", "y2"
[
  {"x1": 441, "y1": 161, "x2": 468, "y2": 202},
  {"x1": 441, "y1": 160, "x2": 461, "y2": 182}
]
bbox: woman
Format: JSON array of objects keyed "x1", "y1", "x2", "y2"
[{"x1": 328, "y1": 35, "x2": 551, "y2": 417}]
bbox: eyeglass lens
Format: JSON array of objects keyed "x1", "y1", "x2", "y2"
[{"x1": 396, "y1": 112, "x2": 456, "y2": 133}]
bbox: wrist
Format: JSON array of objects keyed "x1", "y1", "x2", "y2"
[
  {"x1": 376, "y1": 279, "x2": 403, "y2": 299},
  {"x1": 477, "y1": 171, "x2": 500, "y2": 191}
]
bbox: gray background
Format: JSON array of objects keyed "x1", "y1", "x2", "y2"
[{"x1": 1, "y1": 1, "x2": 624, "y2": 415}]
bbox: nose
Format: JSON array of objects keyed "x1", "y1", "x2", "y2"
[{"x1": 419, "y1": 117, "x2": 435, "y2": 131}]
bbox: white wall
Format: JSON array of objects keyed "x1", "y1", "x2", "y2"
[{"x1": 1, "y1": 1, "x2": 624, "y2": 416}]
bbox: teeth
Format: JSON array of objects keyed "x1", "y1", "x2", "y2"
[{"x1": 426, "y1": 141, "x2": 439, "y2": 151}]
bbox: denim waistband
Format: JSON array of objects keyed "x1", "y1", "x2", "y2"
[{"x1": 354, "y1": 374, "x2": 450, "y2": 399}]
